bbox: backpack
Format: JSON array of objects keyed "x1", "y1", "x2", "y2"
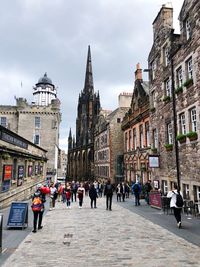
[
  {"x1": 175, "y1": 192, "x2": 184, "y2": 208},
  {"x1": 134, "y1": 184, "x2": 139, "y2": 193},
  {"x1": 32, "y1": 196, "x2": 43, "y2": 211}
]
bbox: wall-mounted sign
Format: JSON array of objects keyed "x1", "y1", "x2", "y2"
[
  {"x1": 28, "y1": 166, "x2": 32, "y2": 177},
  {"x1": 149, "y1": 155, "x2": 159, "y2": 168},
  {"x1": 17, "y1": 165, "x2": 24, "y2": 186},
  {"x1": 1, "y1": 165, "x2": 12, "y2": 192}
]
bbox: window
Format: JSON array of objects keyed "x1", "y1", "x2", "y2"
[
  {"x1": 125, "y1": 132, "x2": 128, "y2": 152},
  {"x1": 167, "y1": 122, "x2": 173, "y2": 144},
  {"x1": 189, "y1": 107, "x2": 197, "y2": 132},
  {"x1": 153, "y1": 129, "x2": 158, "y2": 148},
  {"x1": 183, "y1": 184, "x2": 190, "y2": 199},
  {"x1": 176, "y1": 67, "x2": 183, "y2": 87},
  {"x1": 117, "y1": 118, "x2": 121, "y2": 123},
  {"x1": 165, "y1": 78, "x2": 171, "y2": 97},
  {"x1": 139, "y1": 125, "x2": 143, "y2": 148},
  {"x1": 129, "y1": 130, "x2": 132, "y2": 151},
  {"x1": 34, "y1": 134, "x2": 40, "y2": 145},
  {"x1": 0, "y1": 117, "x2": 7, "y2": 127},
  {"x1": 185, "y1": 18, "x2": 191, "y2": 40},
  {"x1": 35, "y1": 117, "x2": 41, "y2": 128},
  {"x1": 151, "y1": 60, "x2": 156, "y2": 80},
  {"x1": 145, "y1": 122, "x2": 150, "y2": 147},
  {"x1": 179, "y1": 113, "x2": 186, "y2": 134},
  {"x1": 162, "y1": 180, "x2": 168, "y2": 195},
  {"x1": 133, "y1": 128, "x2": 137, "y2": 150},
  {"x1": 163, "y1": 46, "x2": 170, "y2": 66},
  {"x1": 186, "y1": 57, "x2": 193, "y2": 79},
  {"x1": 151, "y1": 90, "x2": 156, "y2": 108}
]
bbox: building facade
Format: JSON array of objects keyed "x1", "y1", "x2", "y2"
[
  {"x1": 94, "y1": 93, "x2": 132, "y2": 184},
  {"x1": 122, "y1": 64, "x2": 150, "y2": 184},
  {"x1": 67, "y1": 46, "x2": 101, "y2": 181},
  {"x1": 0, "y1": 125, "x2": 47, "y2": 208},
  {"x1": 0, "y1": 73, "x2": 61, "y2": 181},
  {"x1": 148, "y1": 0, "x2": 200, "y2": 201}
]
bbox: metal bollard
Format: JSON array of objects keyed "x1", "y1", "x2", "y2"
[{"x1": 0, "y1": 214, "x2": 3, "y2": 253}]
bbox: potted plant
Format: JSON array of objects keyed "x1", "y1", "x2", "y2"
[
  {"x1": 163, "y1": 95, "x2": 171, "y2": 103},
  {"x1": 176, "y1": 134, "x2": 187, "y2": 143},
  {"x1": 2, "y1": 153, "x2": 11, "y2": 160},
  {"x1": 183, "y1": 78, "x2": 193, "y2": 88},
  {"x1": 186, "y1": 131, "x2": 198, "y2": 141},
  {"x1": 175, "y1": 86, "x2": 183, "y2": 94},
  {"x1": 151, "y1": 147, "x2": 158, "y2": 153},
  {"x1": 150, "y1": 107, "x2": 156, "y2": 112},
  {"x1": 164, "y1": 143, "x2": 173, "y2": 151}
]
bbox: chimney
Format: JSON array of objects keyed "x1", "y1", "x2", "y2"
[{"x1": 135, "y1": 63, "x2": 143, "y2": 81}]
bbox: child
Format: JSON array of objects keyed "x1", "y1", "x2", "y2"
[{"x1": 66, "y1": 187, "x2": 71, "y2": 209}]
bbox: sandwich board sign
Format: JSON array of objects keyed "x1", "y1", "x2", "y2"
[{"x1": 7, "y1": 202, "x2": 28, "y2": 229}]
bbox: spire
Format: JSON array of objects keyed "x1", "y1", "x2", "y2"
[
  {"x1": 83, "y1": 45, "x2": 94, "y2": 94},
  {"x1": 69, "y1": 128, "x2": 72, "y2": 138}
]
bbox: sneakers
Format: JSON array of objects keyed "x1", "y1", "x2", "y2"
[
  {"x1": 177, "y1": 222, "x2": 182, "y2": 229},
  {"x1": 38, "y1": 226, "x2": 43, "y2": 230},
  {"x1": 32, "y1": 230, "x2": 37, "y2": 233}
]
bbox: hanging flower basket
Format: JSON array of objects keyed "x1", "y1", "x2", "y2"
[
  {"x1": 164, "y1": 144, "x2": 173, "y2": 151},
  {"x1": 186, "y1": 131, "x2": 198, "y2": 141},
  {"x1": 183, "y1": 78, "x2": 193, "y2": 88},
  {"x1": 163, "y1": 96, "x2": 171, "y2": 103},
  {"x1": 175, "y1": 86, "x2": 183, "y2": 95},
  {"x1": 2, "y1": 153, "x2": 11, "y2": 160},
  {"x1": 176, "y1": 134, "x2": 187, "y2": 143}
]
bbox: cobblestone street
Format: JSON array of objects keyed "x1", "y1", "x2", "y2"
[{"x1": 2, "y1": 196, "x2": 200, "y2": 267}]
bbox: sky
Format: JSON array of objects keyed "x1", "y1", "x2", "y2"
[{"x1": 0, "y1": 0, "x2": 184, "y2": 153}]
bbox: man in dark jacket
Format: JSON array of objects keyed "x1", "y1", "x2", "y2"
[
  {"x1": 104, "y1": 179, "x2": 114, "y2": 211},
  {"x1": 89, "y1": 184, "x2": 98, "y2": 208}
]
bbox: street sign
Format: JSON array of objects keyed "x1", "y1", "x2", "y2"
[{"x1": 7, "y1": 202, "x2": 28, "y2": 229}]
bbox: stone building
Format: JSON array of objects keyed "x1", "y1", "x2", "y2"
[
  {"x1": 122, "y1": 64, "x2": 150, "y2": 184},
  {"x1": 0, "y1": 73, "x2": 61, "y2": 181},
  {"x1": 57, "y1": 150, "x2": 67, "y2": 179},
  {"x1": 67, "y1": 46, "x2": 101, "y2": 181},
  {"x1": 0, "y1": 125, "x2": 47, "y2": 208},
  {"x1": 94, "y1": 92, "x2": 132, "y2": 184},
  {"x1": 148, "y1": 0, "x2": 200, "y2": 201}
]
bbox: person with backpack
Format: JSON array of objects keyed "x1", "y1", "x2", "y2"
[
  {"x1": 31, "y1": 184, "x2": 46, "y2": 233},
  {"x1": 132, "y1": 181, "x2": 141, "y2": 206},
  {"x1": 89, "y1": 184, "x2": 98, "y2": 208},
  {"x1": 167, "y1": 183, "x2": 183, "y2": 228},
  {"x1": 104, "y1": 179, "x2": 114, "y2": 210}
]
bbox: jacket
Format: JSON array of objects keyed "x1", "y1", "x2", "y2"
[{"x1": 167, "y1": 189, "x2": 183, "y2": 208}]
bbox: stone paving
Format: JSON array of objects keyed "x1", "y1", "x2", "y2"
[{"x1": 2, "y1": 196, "x2": 200, "y2": 267}]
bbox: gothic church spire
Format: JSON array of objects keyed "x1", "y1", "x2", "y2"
[{"x1": 83, "y1": 45, "x2": 94, "y2": 94}]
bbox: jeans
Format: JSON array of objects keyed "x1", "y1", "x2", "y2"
[
  {"x1": 173, "y1": 207, "x2": 182, "y2": 223},
  {"x1": 106, "y1": 194, "x2": 112, "y2": 210},
  {"x1": 33, "y1": 210, "x2": 43, "y2": 231},
  {"x1": 91, "y1": 198, "x2": 96, "y2": 208}
]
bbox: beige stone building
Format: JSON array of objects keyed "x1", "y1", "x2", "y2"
[
  {"x1": 0, "y1": 73, "x2": 61, "y2": 181},
  {"x1": 148, "y1": 0, "x2": 200, "y2": 201},
  {"x1": 0, "y1": 125, "x2": 47, "y2": 208},
  {"x1": 94, "y1": 93, "x2": 132, "y2": 184},
  {"x1": 57, "y1": 150, "x2": 67, "y2": 179},
  {"x1": 122, "y1": 64, "x2": 150, "y2": 185}
]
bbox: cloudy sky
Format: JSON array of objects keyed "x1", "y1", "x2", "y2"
[{"x1": 0, "y1": 0, "x2": 184, "y2": 152}]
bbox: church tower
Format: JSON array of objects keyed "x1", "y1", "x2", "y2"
[{"x1": 67, "y1": 46, "x2": 101, "y2": 181}]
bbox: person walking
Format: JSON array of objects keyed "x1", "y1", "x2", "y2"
[
  {"x1": 89, "y1": 184, "x2": 98, "y2": 208},
  {"x1": 132, "y1": 181, "x2": 141, "y2": 206},
  {"x1": 167, "y1": 183, "x2": 183, "y2": 228},
  {"x1": 116, "y1": 183, "x2": 122, "y2": 202},
  {"x1": 66, "y1": 186, "x2": 71, "y2": 209},
  {"x1": 49, "y1": 183, "x2": 57, "y2": 210},
  {"x1": 77, "y1": 183, "x2": 85, "y2": 208},
  {"x1": 31, "y1": 184, "x2": 46, "y2": 233},
  {"x1": 144, "y1": 180, "x2": 152, "y2": 205},
  {"x1": 104, "y1": 179, "x2": 113, "y2": 210}
]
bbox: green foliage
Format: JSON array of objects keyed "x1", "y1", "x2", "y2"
[
  {"x1": 186, "y1": 131, "x2": 198, "y2": 139},
  {"x1": 176, "y1": 134, "x2": 186, "y2": 141},
  {"x1": 183, "y1": 78, "x2": 193, "y2": 87},
  {"x1": 163, "y1": 95, "x2": 171, "y2": 102},
  {"x1": 175, "y1": 86, "x2": 183, "y2": 94}
]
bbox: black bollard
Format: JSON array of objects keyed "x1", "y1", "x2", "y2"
[{"x1": 0, "y1": 214, "x2": 3, "y2": 253}]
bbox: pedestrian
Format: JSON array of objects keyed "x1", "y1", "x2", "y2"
[
  {"x1": 116, "y1": 183, "x2": 122, "y2": 202},
  {"x1": 104, "y1": 179, "x2": 113, "y2": 210},
  {"x1": 132, "y1": 181, "x2": 141, "y2": 206},
  {"x1": 144, "y1": 180, "x2": 152, "y2": 205},
  {"x1": 121, "y1": 182, "x2": 126, "y2": 202},
  {"x1": 66, "y1": 186, "x2": 71, "y2": 209},
  {"x1": 77, "y1": 183, "x2": 85, "y2": 208},
  {"x1": 57, "y1": 183, "x2": 63, "y2": 202},
  {"x1": 167, "y1": 183, "x2": 183, "y2": 228},
  {"x1": 49, "y1": 183, "x2": 57, "y2": 210},
  {"x1": 31, "y1": 184, "x2": 46, "y2": 233},
  {"x1": 89, "y1": 184, "x2": 98, "y2": 208}
]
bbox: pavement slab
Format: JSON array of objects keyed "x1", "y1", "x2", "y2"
[{"x1": 2, "y1": 196, "x2": 200, "y2": 267}]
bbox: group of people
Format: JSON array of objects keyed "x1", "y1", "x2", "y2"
[{"x1": 31, "y1": 178, "x2": 183, "y2": 233}]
